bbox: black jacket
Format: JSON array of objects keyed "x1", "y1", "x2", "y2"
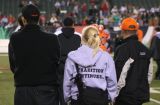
[
  {"x1": 150, "y1": 34, "x2": 160, "y2": 60},
  {"x1": 114, "y1": 35, "x2": 151, "y2": 104},
  {"x1": 56, "y1": 28, "x2": 81, "y2": 81},
  {"x1": 9, "y1": 24, "x2": 60, "y2": 86}
]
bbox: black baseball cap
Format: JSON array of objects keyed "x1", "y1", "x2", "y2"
[{"x1": 22, "y1": 4, "x2": 40, "y2": 22}]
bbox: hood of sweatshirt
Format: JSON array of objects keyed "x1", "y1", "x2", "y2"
[
  {"x1": 68, "y1": 45, "x2": 103, "y2": 67},
  {"x1": 62, "y1": 27, "x2": 75, "y2": 38}
]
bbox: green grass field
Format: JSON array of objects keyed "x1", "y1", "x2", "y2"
[
  {"x1": 0, "y1": 54, "x2": 9, "y2": 70},
  {"x1": 0, "y1": 54, "x2": 160, "y2": 105}
]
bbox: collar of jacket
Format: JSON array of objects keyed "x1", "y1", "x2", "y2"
[
  {"x1": 123, "y1": 35, "x2": 138, "y2": 42},
  {"x1": 23, "y1": 24, "x2": 41, "y2": 31},
  {"x1": 62, "y1": 27, "x2": 75, "y2": 38},
  {"x1": 62, "y1": 27, "x2": 74, "y2": 33}
]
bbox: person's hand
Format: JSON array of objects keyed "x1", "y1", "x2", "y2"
[
  {"x1": 110, "y1": 101, "x2": 115, "y2": 105},
  {"x1": 67, "y1": 100, "x2": 71, "y2": 105},
  {"x1": 109, "y1": 97, "x2": 116, "y2": 105},
  {"x1": 109, "y1": 101, "x2": 116, "y2": 105}
]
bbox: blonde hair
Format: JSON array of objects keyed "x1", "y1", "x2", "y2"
[{"x1": 82, "y1": 26, "x2": 100, "y2": 57}]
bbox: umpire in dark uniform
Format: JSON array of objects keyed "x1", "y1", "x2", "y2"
[
  {"x1": 8, "y1": 4, "x2": 60, "y2": 105},
  {"x1": 114, "y1": 18, "x2": 152, "y2": 105}
]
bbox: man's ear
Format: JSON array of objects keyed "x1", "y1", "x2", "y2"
[
  {"x1": 72, "y1": 23, "x2": 74, "y2": 27},
  {"x1": 21, "y1": 16, "x2": 27, "y2": 26}
]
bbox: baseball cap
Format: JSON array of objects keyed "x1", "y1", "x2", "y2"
[
  {"x1": 22, "y1": 4, "x2": 40, "y2": 22},
  {"x1": 121, "y1": 17, "x2": 139, "y2": 31}
]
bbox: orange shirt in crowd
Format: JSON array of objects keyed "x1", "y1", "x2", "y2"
[
  {"x1": 91, "y1": 24, "x2": 110, "y2": 51},
  {"x1": 99, "y1": 30, "x2": 110, "y2": 51},
  {"x1": 137, "y1": 29, "x2": 143, "y2": 42}
]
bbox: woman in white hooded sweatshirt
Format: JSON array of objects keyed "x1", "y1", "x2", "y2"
[{"x1": 63, "y1": 26, "x2": 117, "y2": 105}]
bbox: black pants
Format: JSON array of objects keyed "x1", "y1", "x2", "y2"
[
  {"x1": 14, "y1": 86, "x2": 59, "y2": 105},
  {"x1": 71, "y1": 99, "x2": 108, "y2": 105},
  {"x1": 57, "y1": 64, "x2": 67, "y2": 105},
  {"x1": 115, "y1": 99, "x2": 142, "y2": 105},
  {"x1": 58, "y1": 82, "x2": 67, "y2": 105},
  {"x1": 156, "y1": 60, "x2": 160, "y2": 79}
]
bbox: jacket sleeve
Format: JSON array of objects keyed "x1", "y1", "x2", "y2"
[
  {"x1": 63, "y1": 58, "x2": 74, "y2": 102},
  {"x1": 114, "y1": 47, "x2": 127, "y2": 80},
  {"x1": 77, "y1": 36, "x2": 81, "y2": 47},
  {"x1": 150, "y1": 37, "x2": 156, "y2": 57},
  {"x1": 105, "y1": 55, "x2": 118, "y2": 102},
  {"x1": 117, "y1": 58, "x2": 134, "y2": 95},
  {"x1": 8, "y1": 39, "x2": 15, "y2": 73},
  {"x1": 55, "y1": 36, "x2": 61, "y2": 64},
  {"x1": 148, "y1": 58, "x2": 153, "y2": 84}
]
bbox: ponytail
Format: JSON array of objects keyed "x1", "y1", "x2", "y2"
[{"x1": 82, "y1": 26, "x2": 100, "y2": 57}]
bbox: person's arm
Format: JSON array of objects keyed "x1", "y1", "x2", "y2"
[
  {"x1": 63, "y1": 58, "x2": 74, "y2": 102},
  {"x1": 117, "y1": 58, "x2": 134, "y2": 95},
  {"x1": 56, "y1": 36, "x2": 61, "y2": 64},
  {"x1": 150, "y1": 36, "x2": 156, "y2": 56},
  {"x1": 114, "y1": 47, "x2": 127, "y2": 80},
  {"x1": 77, "y1": 36, "x2": 81, "y2": 47},
  {"x1": 106, "y1": 55, "x2": 117, "y2": 102},
  {"x1": 52, "y1": 35, "x2": 61, "y2": 65},
  {"x1": 148, "y1": 58, "x2": 153, "y2": 84},
  {"x1": 8, "y1": 38, "x2": 15, "y2": 73}
]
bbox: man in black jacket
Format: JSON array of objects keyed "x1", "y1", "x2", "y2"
[
  {"x1": 8, "y1": 4, "x2": 60, "y2": 105},
  {"x1": 114, "y1": 18, "x2": 152, "y2": 105},
  {"x1": 54, "y1": 17, "x2": 81, "y2": 105},
  {"x1": 150, "y1": 26, "x2": 160, "y2": 80}
]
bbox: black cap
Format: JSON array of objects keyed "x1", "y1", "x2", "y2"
[{"x1": 22, "y1": 4, "x2": 40, "y2": 22}]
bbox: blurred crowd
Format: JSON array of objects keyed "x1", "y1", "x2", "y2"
[
  {"x1": 44, "y1": 0, "x2": 160, "y2": 27},
  {"x1": 0, "y1": 0, "x2": 160, "y2": 38}
]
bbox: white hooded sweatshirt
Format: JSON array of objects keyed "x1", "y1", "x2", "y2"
[{"x1": 63, "y1": 45, "x2": 117, "y2": 102}]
